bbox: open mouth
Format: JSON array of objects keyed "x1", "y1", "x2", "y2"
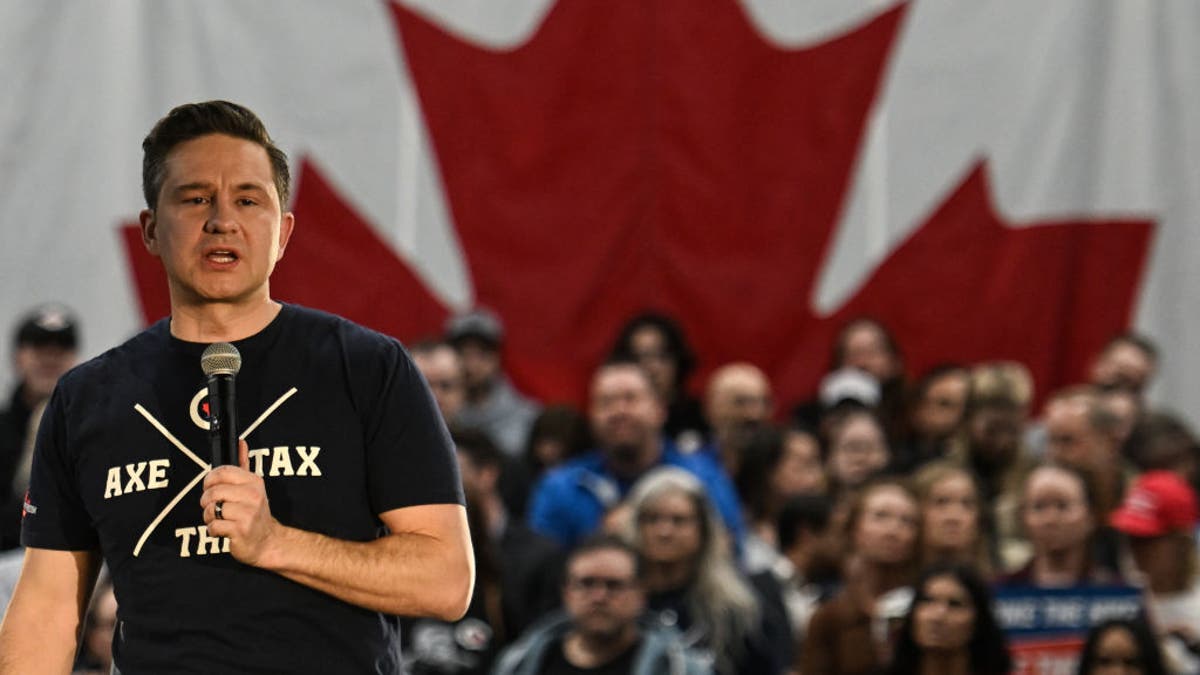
[{"x1": 206, "y1": 249, "x2": 239, "y2": 264}]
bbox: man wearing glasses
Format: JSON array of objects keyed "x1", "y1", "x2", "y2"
[{"x1": 493, "y1": 535, "x2": 709, "y2": 674}]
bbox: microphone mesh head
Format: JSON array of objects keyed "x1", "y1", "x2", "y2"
[{"x1": 201, "y1": 342, "x2": 242, "y2": 377}]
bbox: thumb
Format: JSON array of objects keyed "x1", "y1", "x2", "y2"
[{"x1": 239, "y1": 439, "x2": 250, "y2": 471}]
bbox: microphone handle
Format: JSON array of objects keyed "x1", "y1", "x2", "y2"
[{"x1": 206, "y1": 373, "x2": 238, "y2": 466}]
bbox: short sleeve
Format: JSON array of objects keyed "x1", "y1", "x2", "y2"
[
  {"x1": 21, "y1": 386, "x2": 99, "y2": 550},
  {"x1": 360, "y1": 341, "x2": 464, "y2": 514}
]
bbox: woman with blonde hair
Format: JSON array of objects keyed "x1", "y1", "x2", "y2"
[
  {"x1": 912, "y1": 461, "x2": 993, "y2": 578},
  {"x1": 624, "y1": 467, "x2": 784, "y2": 675}
]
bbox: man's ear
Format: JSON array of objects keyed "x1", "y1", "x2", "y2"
[
  {"x1": 139, "y1": 209, "x2": 160, "y2": 255},
  {"x1": 276, "y1": 211, "x2": 296, "y2": 262}
]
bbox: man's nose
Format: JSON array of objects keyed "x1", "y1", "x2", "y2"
[{"x1": 204, "y1": 199, "x2": 240, "y2": 233}]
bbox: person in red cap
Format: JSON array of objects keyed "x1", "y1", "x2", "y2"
[{"x1": 1110, "y1": 470, "x2": 1200, "y2": 673}]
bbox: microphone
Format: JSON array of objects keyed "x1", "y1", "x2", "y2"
[{"x1": 201, "y1": 342, "x2": 241, "y2": 467}]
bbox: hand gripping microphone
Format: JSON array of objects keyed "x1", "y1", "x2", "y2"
[{"x1": 201, "y1": 342, "x2": 241, "y2": 467}]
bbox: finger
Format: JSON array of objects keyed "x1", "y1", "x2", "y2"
[
  {"x1": 199, "y1": 484, "x2": 243, "y2": 510},
  {"x1": 204, "y1": 464, "x2": 256, "y2": 489},
  {"x1": 239, "y1": 439, "x2": 250, "y2": 471}
]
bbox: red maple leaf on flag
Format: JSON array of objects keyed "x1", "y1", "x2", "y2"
[{"x1": 121, "y1": 0, "x2": 1153, "y2": 411}]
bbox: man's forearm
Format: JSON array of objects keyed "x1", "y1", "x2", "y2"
[
  {"x1": 256, "y1": 522, "x2": 474, "y2": 618},
  {"x1": 0, "y1": 548, "x2": 98, "y2": 675}
]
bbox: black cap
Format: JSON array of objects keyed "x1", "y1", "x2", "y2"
[
  {"x1": 445, "y1": 308, "x2": 503, "y2": 348},
  {"x1": 14, "y1": 304, "x2": 79, "y2": 349}
]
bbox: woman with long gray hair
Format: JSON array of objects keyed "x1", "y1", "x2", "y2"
[{"x1": 622, "y1": 467, "x2": 785, "y2": 675}]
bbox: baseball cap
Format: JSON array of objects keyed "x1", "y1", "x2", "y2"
[
  {"x1": 1109, "y1": 470, "x2": 1199, "y2": 537},
  {"x1": 445, "y1": 308, "x2": 503, "y2": 348},
  {"x1": 819, "y1": 367, "x2": 881, "y2": 409},
  {"x1": 14, "y1": 304, "x2": 79, "y2": 349}
]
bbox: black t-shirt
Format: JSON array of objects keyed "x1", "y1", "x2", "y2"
[
  {"x1": 23, "y1": 304, "x2": 464, "y2": 674},
  {"x1": 538, "y1": 637, "x2": 641, "y2": 675}
]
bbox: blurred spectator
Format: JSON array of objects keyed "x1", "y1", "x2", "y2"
[
  {"x1": 445, "y1": 308, "x2": 539, "y2": 457},
  {"x1": 999, "y1": 464, "x2": 1121, "y2": 586},
  {"x1": 887, "y1": 563, "x2": 1012, "y2": 675},
  {"x1": 912, "y1": 461, "x2": 993, "y2": 577},
  {"x1": 453, "y1": 427, "x2": 562, "y2": 636},
  {"x1": 1089, "y1": 332, "x2": 1159, "y2": 399},
  {"x1": 800, "y1": 478, "x2": 921, "y2": 675},
  {"x1": 735, "y1": 425, "x2": 826, "y2": 574},
  {"x1": 609, "y1": 312, "x2": 709, "y2": 452},
  {"x1": 524, "y1": 404, "x2": 592, "y2": 479},
  {"x1": 411, "y1": 340, "x2": 467, "y2": 423},
  {"x1": 947, "y1": 361, "x2": 1036, "y2": 570},
  {"x1": 1076, "y1": 618, "x2": 1170, "y2": 675},
  {"x1": 73, "y1": 572, "x2": 117, "y2": 674},
  {"x1": 774, "y1": 495, "x2": 837, "y2": 664},
  {"x1": 527, "y1": 359, "x2": 744, "y2": 551},
  {"x1": 893, "y1": 364, "x2": 970, "y2": 473},
  {"x1": 401, "y1": 494, "x2": 507, "y2": 674},
  {"x1": 1124, "y1": 411, "x2": 1199, "y2": 494},
  {"x1": 703, "y1": 363, "x2": 773, "y2": 475},
  {"x1": 625, "y1": 468, "x2": 785, "y2": 675},
  {"x1": 1099, "y1": 385, "x2": 1143, "y2": 450},
  {"x1": 835, "y1": 317, "x2": 907, "y2": 441},
  {"x1": 793, "y1": 317, "x2": 905, "y2": 439},
  {"x1": 1, "y1": 303, "x2": 80, "y2": 551},
  {"x1": 1044, "y1": 387, "x2": 1130, "y2": 519},
  {"x1": 1110, "y1": 471, "x2": 1200, "y2": 674},
  {"x1": 823, "y1": 408, "x2": 891, "y2": 498},
  {"x1": 492, "y1": 534, "x2": 712, "y2": 675}
]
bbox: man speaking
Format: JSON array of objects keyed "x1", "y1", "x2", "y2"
[{"x1": 0, "y1": 101, "x2": 474, "y2": 673}]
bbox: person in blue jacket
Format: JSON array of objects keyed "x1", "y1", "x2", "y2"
[{"x1": 528, "y1": 358, "x2": 744, "y2": 553}]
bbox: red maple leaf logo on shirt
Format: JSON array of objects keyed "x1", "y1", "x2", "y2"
[{"x1": 120, "y1": 1, "x2": 1153, "y2": 409}]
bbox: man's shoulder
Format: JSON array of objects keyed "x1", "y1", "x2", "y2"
[
  {"x1": 282, "y1": 304, "x2": 403, "y2": 352},
  {"x1": 530, "y1": 453, "x2": 609, "y2": 501},
  {"x1": 56, "y1": 320, "x2": 171, "y2": 395},
  {"x1": 662, "y1": 445, "x2": 725, "y2": 478}
]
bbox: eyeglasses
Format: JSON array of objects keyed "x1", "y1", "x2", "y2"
[
  {"x1": 567, "y1": 576, "x2": 637, "y2": 594},
  {"x1": 637, "y1": 511, "x2": 698, "y2": 528}
]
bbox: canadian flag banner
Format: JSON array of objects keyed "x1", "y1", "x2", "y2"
[{"x1": 1, "y1": 0, "x2": 1197, "y2": 419}]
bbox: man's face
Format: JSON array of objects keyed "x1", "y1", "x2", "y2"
[
  {"x1": 139, "y1": 134, "x2": 294, "y2": 308},
  {"x1": 1091, "y1": 341, "x2": 1155, "y2": 394},
  {"x1": 414, "y1": 346, "x2": 465, "y2": 420},
  {"x1": 14, "y1": 342, "x2": 77, "y2": 402},
  {"x1": 590, "y1": 366, "x2": 665, "y2": 456},
  {"x1": 563, "y1": 548, "x2": 644, "y2": 641},
  {"x1": 705, "y1": 366, "x2": 772, "y2": 443},
  {"x1": 456, "y1": 339, "x2": 500, "y2": 393},
  {"x1": 1045, "y1": 398, "x2": 1113, "y2": 473}
]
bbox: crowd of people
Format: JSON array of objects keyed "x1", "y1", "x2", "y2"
[{"x1": 3, "y1": 301, "x2": 1200, "y2": 674}]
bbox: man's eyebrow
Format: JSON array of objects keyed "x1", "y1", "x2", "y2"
[
  {"x1": 170, "y1": 182, "x2": 270, "y2": 194},
  {"x1": 172, "y1": 182, "x2": 214, "y2": 193}
]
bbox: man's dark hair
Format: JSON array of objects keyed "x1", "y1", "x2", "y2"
[
  {"x1": 565, "y1": 533, "x2": 642, "y2": 580},
  {"x1": 142, "y1": 100, "x2": 290, "y2": 209},
  {"x1": 595, "y1": 355, "x2": 660, "y2": 401},
  {"x1": 450, "y1": 425, "x2": 504, "y2": 471},
  {"x1": 776, "y1": 494, "x2": 831, "y2": 552},
  {"x1": 735, "y1": 425, "x2": 785, "y2": 522},
  {"x1": 1104, "y1": 331, "x2": 1160, "y2": 363}
]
